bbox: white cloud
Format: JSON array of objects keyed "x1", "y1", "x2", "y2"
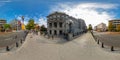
[
  {"x1": 24, "y1": 21, "x2": 28, "y2": 25},
  {"x1": 0, "y1": 0, "x2": 11, "y2": 7},
  {"x1": 50, "y1": 2, "x2": 118, "y2": 27},
  {"x1": 0, "y1": 0, "x2": 11, "y2": 3},
  {"x1": 38, "y1": 17, "x2": 47, "y2": 27},
  {"x1": 15, "y1": 15, "x2": 47, "y2": 27},
  {"x1": 16, "y1": 15, "x2": 30, "y2": 25}
]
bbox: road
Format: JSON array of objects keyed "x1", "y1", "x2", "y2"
[
  {"x1": 0, "y1": 32, "x2": 120, "y2": 60},
  {"x1": 93, "y1": 31, "x2": 120, "y2": 47},
  {"x1": 0, "y1": 31, "x2": 27, "y2": 47}
]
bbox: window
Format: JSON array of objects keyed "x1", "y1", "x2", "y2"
[
  {"x1": 66, "y1": 16, "x2": 68, "y2": 18},
  {"x1": 53, "y1": 15, "x2": 56, "y2": 18},
  {"x1": 49, "y1": 23, "x2": 52, "y2": 27},
  {"x1": 54, "y1": 22, "x2": 57, "y2": 28},
  {"x1": 62, "y1": 15, "x2": 64, "y2": 17},
  {"x1": 59, "y1": 30, "x2": 62, "y2": 35},
  {"x1": 57, "y1": 15, "x2": 60, "y2": 18},
  {"x1": 49, "y1": 17, "x2": 51, "y2": 19},
  {"x1": 59, "y1": 22, "x2": 62, "y2": 28},
  {"x1": 54, "y1": 30, "x2": 57, "y2": 35},
  {"x1": 49, "y1": 30, "x2": 52, "y2": 34}
]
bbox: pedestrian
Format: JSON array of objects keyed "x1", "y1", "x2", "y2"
[
  {"x1": 6, "y1": 46, "x2": 10, "y2": 51},
  {"x1": 52, "y1": 35, "x2": 54, "y2": 40},
  {"x1": 15, "y1": 35, "x2": 17, "y2": 39}
]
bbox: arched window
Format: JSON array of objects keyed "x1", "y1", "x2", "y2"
[
  {"x1": 59, "y1": 30, "x2": 62, "y2": 35},
  {"x1": 54, "y1": 30, "x2": 57, "y2": 35},
  {"x1": 59, "y1": 22, "x2": 62, "y2": 28},
  {"x1": 54, "y1": 22, "x2": 57, "y2": 28},
  {"x1": 49, "y1": 30, "x2": 52, "y2": 34},
  {"x1": 49, "y1": 23, "x2": 52, "y2": 28}
]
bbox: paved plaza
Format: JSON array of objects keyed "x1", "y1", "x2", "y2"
[{"x1": 0, "y1": 32, "x2": 120, "y2": 60}]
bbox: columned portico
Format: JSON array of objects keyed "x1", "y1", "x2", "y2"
[
  {"x1": 47, "y1": 12, "x2": 87, "y2": 40},
  {"x1": 48, "y1": 21, "x2": 64, "y2": 36}
]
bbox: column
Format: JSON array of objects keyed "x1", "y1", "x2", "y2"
[
  {"x1": 52, "y1": 30, "x2": 54, "y2": 36},
  {"x1": 57, "y1": 30, "x2": 59, "y2": 36},
  {"x1": 57, "y1": 22, "x2": 59, "y2": 28}
]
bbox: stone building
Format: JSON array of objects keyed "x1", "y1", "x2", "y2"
[
  {"x1": 47, "y1": 12, "x2": 87, "y2": 40},
  {"x1": 10, "y1": 19, "x2": 21, "y2": 30},
  {"x1": 94, "y1": 23, "x2": 107, "y2": 32}
]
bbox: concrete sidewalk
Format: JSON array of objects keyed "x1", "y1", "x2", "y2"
[{"x1": 0, "y1": 32, "x2": 120, "y2": 60}]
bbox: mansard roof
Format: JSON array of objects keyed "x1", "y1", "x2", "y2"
[
  {"x1": 109, "y1": 19, "x2": 120, "y2": 22},
  {"x1": 47, "y1": 11, "x2": 68, "y2": 17}
]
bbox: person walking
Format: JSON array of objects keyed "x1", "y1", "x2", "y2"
[{"x1": 52, "y1": 35, "x2": 54, "y2": 40}]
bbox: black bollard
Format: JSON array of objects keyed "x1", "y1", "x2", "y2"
[
  {"x1": 111, "y1": 46, "x2": 114, "y2": 51},
  {"x1": 101, "y1": 43, "x2": 104, "y2": 48},
  {"x1": 97, "y1": 40, "x2": 99, "y2": 44},
  {"x1": 6, "y1": 46, "x2": 10, "y2": 51},
  {"x1": 16, "y1": 42, "x2": 19, "y2": 47}
]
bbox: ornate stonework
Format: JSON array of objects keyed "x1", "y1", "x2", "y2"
[{"x1": 47, "y1": 12, "x2": 87, "y2": 40}]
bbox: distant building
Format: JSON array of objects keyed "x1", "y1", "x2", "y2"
[
  {"x1": 10, "y1": 19, "x2": 22, "y2": 31},
  {"x1": 94, "y1": 23, "x2": 107, "y2": 32},
  {"x1": 47, "y1": 12, "x2": 87, "y2": 40},
  {"x1": 109, "y1": 19, "x2": 120, "y2": 30},
  {"x1": 94, "y1": 26, "x2": 97, "y2": 31},
  {"x1": 34, "y1": 24, "x2": 40, "y2": 30},
  {"x1": 0, "y1": 19, "x2": 6, "y2": 27}
]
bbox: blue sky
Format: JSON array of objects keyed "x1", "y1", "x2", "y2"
[{"x1": 0, "y1": 0, "x2": 120, "y2": 27}]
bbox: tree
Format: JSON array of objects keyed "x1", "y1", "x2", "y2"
[
  {"x1": 0, "y1": 26, "x2": 3, "y2": 32},
  {"x1": 116, "y1": 25, "x2": 120, "y2": 32},
  {"x1": 108, "y1": 22, "x2": 114, "y2": 31},
  {"x1": 26, "y1": 19, "x2": 35, "y2": 30},
  {"x1": 3, "y1": 24, "x2": 11, "y2": 32},
  {"x1": 88, "y1": 24, "x2": 93, "y2": 30},
  {"x1": 40, "y1": 25, "x2": 47, "y2": 34},
  {"x1": 40, "y1": 25, "x2": 47, "y2": 32}
]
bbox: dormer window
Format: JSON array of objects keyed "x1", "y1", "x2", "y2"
[
  {"x1": 57, "y1": 15, "x2": 60, "y2": 18},
  {"x1": 53, "y1": 15, "x2": 56, "y2": 18},
  {"x1": 62, "y1": 15, "x2": 64, "y2": 17}
]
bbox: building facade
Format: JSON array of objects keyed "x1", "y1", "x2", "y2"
[
  {"x1": 0, "y1": 19, "x2": 6, "y2": 27},
  {"x1": 47, "y1": 12, "x2": 87, "y2": 40},
  {"x1": 94, "y1": 23, "x2": 107, "y2": 32},
  {"x1": 109, "y1": 19, "x2": 120, "y2": 29}
]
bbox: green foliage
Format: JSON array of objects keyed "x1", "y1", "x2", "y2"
[
  {"x1": 88, "y1": 24, "x2": 93, "y2": 30},
  {"x1": 40, "y1": 25, "x2": 47, "y2": 35},
  {"x1": 40, "y1": 25, "x2": 47, "y2": 31},
  {"x1": 26, "y1": 19, "x2": 35, "y2": 30},
  {"x1": 3, "y1": 24, "x2": 11, "y2": 30},
  {"x1": 108, "y1": 22, "x2": 114, "y2": 31}
]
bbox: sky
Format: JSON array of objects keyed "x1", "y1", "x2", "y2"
[{"x1": 0, "y1": 0, "x2": 120, "y2": 27}]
